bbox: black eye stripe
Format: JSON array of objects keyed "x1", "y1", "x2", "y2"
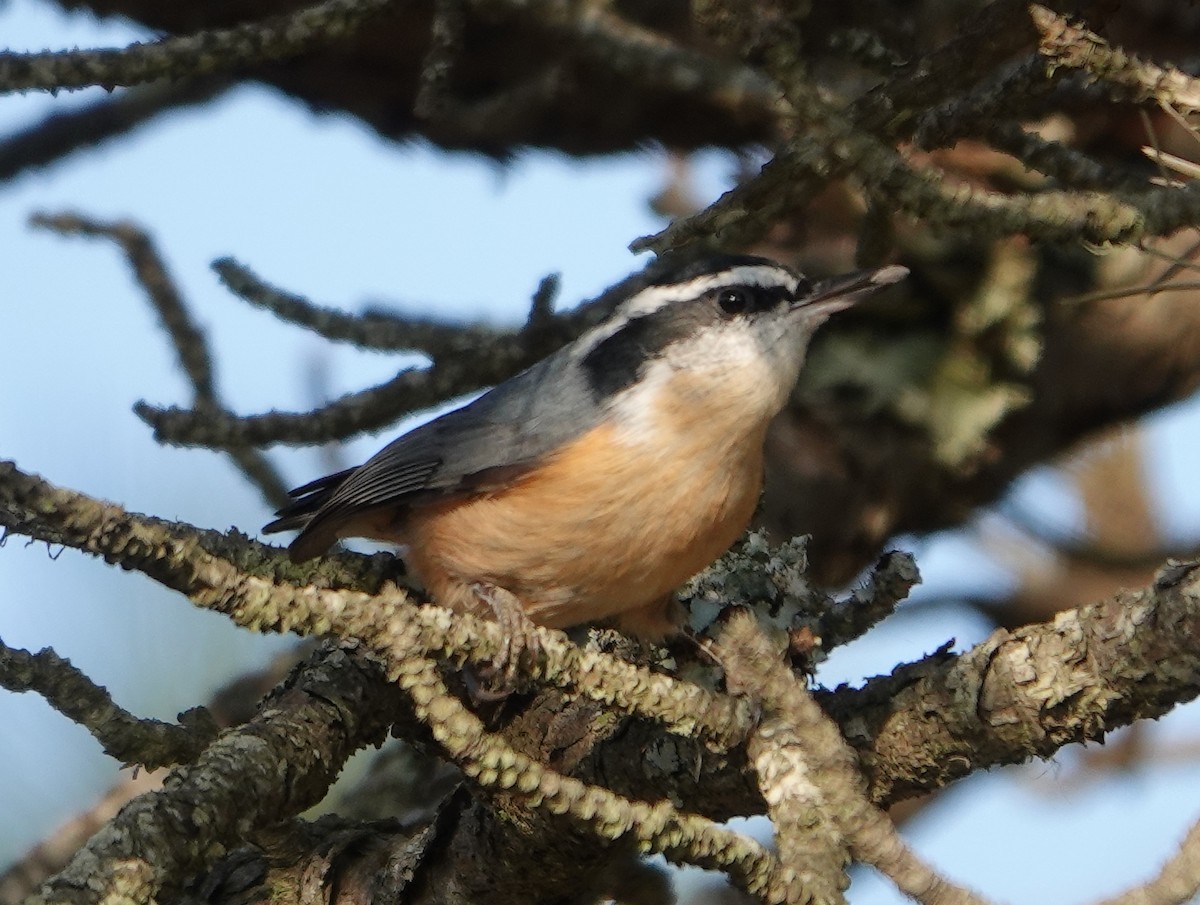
[
  {"x1": 582, "y1": 307, "x2": 706, "y2": 397},
  {"x1": 581, "y1": 278, "x2": 796, "y2": 397}
]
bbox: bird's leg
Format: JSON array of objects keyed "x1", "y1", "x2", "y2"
[
  {"x1": 469, "y1": 581, "x2": 542, "y2": 697},
  {"x1": 611, "y1": 593, "x2": 686, "y2": 641}
]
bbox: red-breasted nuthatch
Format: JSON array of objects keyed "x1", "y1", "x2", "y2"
[{"x1": 264, "y1": 255, "x2": 907, "y2": 637}]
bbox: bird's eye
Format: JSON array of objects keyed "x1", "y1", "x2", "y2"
[
  {"x1": 717, "y1": 287, "x2": 752, "y2": 315},
  {"x1": 793, "y1": 278, "x2": 813, "y2": 299}
]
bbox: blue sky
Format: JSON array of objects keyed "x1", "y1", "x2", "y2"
[{"x1": 5, "y1": 1, "x2": 1200, "y2": 901}]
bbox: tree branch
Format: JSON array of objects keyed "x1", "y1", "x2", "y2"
[
  {"x1": 5, "y1": 459, "x2": 1200, "y2": 816},
  {"x1": 135, "y1": 260, "x2": 623, "y2": 449},
  {"x1": 1032, "y1": 4, "x2": 1200, "y2": 114},
  {"x1": 7, "y1": 460, "x2": 1200, "y2": 901},
  {"x1": 722, "y1": 611, "x2": 995, "y2": 905},
  {"x1": 31, "y1": 212, "x2": 290, "y2": 507},
  {"x1": 0, "y1": 0, "x2": 401, "y2": 94},
  {"x1": 0, "y1": 460, "x2": 757, "y2": 750},
  {"x1": 211, "y1": 256, "x2": 552, "y2": 356},
  {"x1": 0, "y1": 77, "x2": 229, "y2": 182},
  {"x1": 1098, "y1": 817, "x2": 1200, "y2": 905},
  {"x1": 25, "y1": 644, "x2": 402, "y2": 905},
  {"x1": 0, "y1": 639, "x2": 217, "y2": 769}
]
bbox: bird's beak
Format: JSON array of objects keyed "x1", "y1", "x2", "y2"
[{"x1": 794, "y1": 264, "x2": 908, "y2": 319}]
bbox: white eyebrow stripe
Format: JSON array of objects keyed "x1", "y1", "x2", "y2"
[{"x1": 620, "y1": 265, "x2": 800, "y2": 318}]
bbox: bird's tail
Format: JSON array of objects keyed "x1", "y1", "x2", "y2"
[{"x1": 261, "y1": 467, "x2": 357, "y2": 535}]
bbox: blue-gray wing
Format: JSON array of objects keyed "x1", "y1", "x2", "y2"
[{"x1": 264, "y1": 349, "x2": 600, "y2": 560}]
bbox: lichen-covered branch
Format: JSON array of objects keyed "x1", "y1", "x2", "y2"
[
  {"x1": 814, "y1": 551, "x2": 921, "y2": 652},
  {"x1": 827, "y1": 559, "x2": 1200, "y2": 804},
  {"x1": 635, "y1": 0, "x2": 1063, "y2": 254},
  {"x1": 636, "y1": 74, "x2": 1149, "y2": 254},
  {"x1": 743, "y1": 709, "x2": 851, "y2": 904},
  {"x1": 8, "y1": 456, "x2": 1200, "y2": 900},
  {"x1": 395, "y1": 652, "x2": 784, "y2": 902},
  {"x1": 721, "y1": 612, "x2": 994, "y2": 905},
  {"x1": 0, "y1": 460, "x2": 756, "y2": 750},
  {"x1": 0, "y1": 0, "x2": 400, "y2": 94},
  {"x1": 0, "y1": 639, "x2": 217, "y2": 769},
  {"x1": 135, "y1": 361, "x2": 497, "y2": 447},
  {"x1": 137, "y1": 259, "x2": 605, "y2": 449},
  {"x1": 469, "y1": 0, "x2": 784, "y2": 125},
  {"x1": 6, "y1": 457, "x2": 1200, "y2": 818},
  {"x1": 26, "y1": 644, "x2": 401, "y2": 905},
  {"x1": 682, "y1": 534, "x2": 920, "y2": 667},
  {"x1": 1032, "y1": 4, "x2": 1200, "y2": 115},
  {"x1": 11, "y1": 458, "x2": 1200, "y2": 811}
]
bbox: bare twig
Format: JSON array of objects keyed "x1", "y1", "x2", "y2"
[
  {"x1": 0, "y1": 78, "x2": 229, "y2": 182},
  {"x1": 212, "y1": 256, "x2": 515, "y2": 355},
  {"x1": 0, "y1": 0, "x2": 401, "y2": 94},
  {"x1": 30, "y1": 213, "x2": 290, "y2": 506},
  {"x1": 0, "y1": 639, "x2": 217, "y2": 769}
]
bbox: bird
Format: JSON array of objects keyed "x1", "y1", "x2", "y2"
[{"x1": 264, "y1": 254, "x2": 907, "y2": 642}]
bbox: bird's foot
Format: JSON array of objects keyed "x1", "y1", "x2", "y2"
[{"x1": 467, "y1": 582, "x2": 542, "y2": 700}]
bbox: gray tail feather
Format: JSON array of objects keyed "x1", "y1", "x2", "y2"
[{"x1": 261, "y1": 467, "x2": 356, "y2": 537}]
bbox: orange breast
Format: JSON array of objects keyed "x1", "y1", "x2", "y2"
[{"x1": 401, "y1": 414, "x2": 768, "y2": 636}]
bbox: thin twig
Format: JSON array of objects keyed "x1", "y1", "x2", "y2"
[
  {"x1": 0, "y1": 78, "x2": 229, "y2": 182},
  {"x1": 468, "y1": 0, "x2": 785, "y2": 125},
  {"x1": 0, "y1": 0, "x2": 401, "y2": 94},
  {"x1": 30, "y1": 213, "x2": 291, "y2": 507},
  {"x1": 814, "y1": 551, "x2": 920, "y2": 652},
  {"x1": 212, "y1": 256, "x2": 513, "y2": 355},
  {"x1": 637, "y1": 73, "x2": 1147, "y2": 253},
  {"x1": 141, "y1": 262, "x2": 621, "y2": 449},
  {"x1": 414, "y1": 0, "x2": 467, "y2": 121},
  {"x1": 0, "y1": 639, "x2": 217, "y2": 769}
]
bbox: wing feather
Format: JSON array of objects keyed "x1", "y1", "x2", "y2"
[{"x1": 267, "y1": 347, "x2": 601, "y2": 560}]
